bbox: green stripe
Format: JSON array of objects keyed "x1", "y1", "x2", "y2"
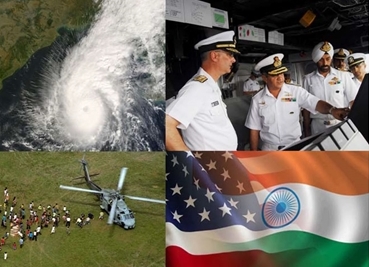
[{"x1": 230, "y1": 231, "x2": 369, "y2": 267}]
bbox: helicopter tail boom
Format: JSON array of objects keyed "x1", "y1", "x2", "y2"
[
  {"x1": 78, "y1": 157, "x2": 102, "y2": 192},
  {"x1": 59, "y1": 185, "x2": 102, "y2": 195}
]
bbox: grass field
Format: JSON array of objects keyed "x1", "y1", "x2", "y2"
[{"x1": 0, "y1": 152, "x2": 165, "y2": 267}]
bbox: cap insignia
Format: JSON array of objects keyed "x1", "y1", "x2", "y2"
[
  {"x1": 320, "y1": 41, "x2": 331, "y2": 52},
  {"x1": 273, "y1": 56, "x2": 282, "y2": 68},
  {"x1": 348, "y1": 56, "x2": 354, "y2": 64},
  {"x1": 338, "y1": 49, "x2": 345, "y2": 56}
]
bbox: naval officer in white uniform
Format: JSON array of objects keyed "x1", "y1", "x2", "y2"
[
  {"x1": 333, "y1": 48, "x2": 351, "y2": 72},
  {"x1": 347, "y1": 53, "x2": 367, "y2": 88},
  {"x1": 166, "y1": 31, "x2": 239, "y2": 151},
  {"x1": 302, "y1": 41, "x2": 358, "y2": 136},
  {"x1": 245, "y1": 53, "x2": 350, "y2": 151},
  {"x1": 243, "y1": 70, "x2": 260, "y2": 96}
]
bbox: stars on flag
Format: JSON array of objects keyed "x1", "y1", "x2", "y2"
[
  {"x1": 243, "y1": 210, "x2": 256, "y2": 223},
  {"x1": 182, "y1": 164, "x2": 189, "y2": 177},
  {"x1": 199, "y1": 208, "x2": 210, "y2": 222},
  {"x1": 171, "y1": 184, "x2": 182, "y2": 196},
  {"x1": 206, "y1": 160, "x2": 216, "y2": 170},
  {"x1": 205, "y1": 188, "x2": 215, "y2": 202},
  {"x1": 184, "y1": 196, "x2": 197, "y2": 208},
  {"x1": 228, "y1": 198, "x2": 239, "y2": 209},
  {"x1": 222, "y1": 151, "x2": 233, "y2": 161},
  {"x1": 193, "y1": 177, "x2": 200, "y2": 190},
  {"x1": 236, "y1": 181, "x2": 246, "y2": 193},
  {"x1": 219, "y1": 203, "x2": 232, "y2": 217},
  {"x1": 172, "y1": 210, "x2": 183, "y2": 223},
  {"x1": 166, "y1": 151, "x2": 262, "y2": 232},
  {"x1": 221, "y1": 168, "x2": 230, "y2": 181},
  {"x1": 186, "y1": 151, "x2": 194, "y2": 158},
  {"x1": 171, "y1": 155, "x2": 179, "y2": 167}
]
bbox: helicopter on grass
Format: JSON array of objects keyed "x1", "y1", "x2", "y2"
[{"x1": 59, "y1": 156, "x2": 165, "y2": 229}]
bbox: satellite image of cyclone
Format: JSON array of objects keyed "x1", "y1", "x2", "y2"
[{"x1": 0, "y1": 0, "x2": 165, "y2": 151}]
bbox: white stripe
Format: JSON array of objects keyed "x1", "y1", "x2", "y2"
[
  {"x1": 166, "y1": 184, "x2": 369, "y2": 255},
  {"x1": 166, "y1": 223, "x2": 303, "y2": 255},
  {"x1": 253, "y1": 183, "x2": 369, "y2": 243}
]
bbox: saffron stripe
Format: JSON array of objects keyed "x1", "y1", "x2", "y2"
[{"x1": 233, "y1": 152, "x2": 369, "y2": 195}]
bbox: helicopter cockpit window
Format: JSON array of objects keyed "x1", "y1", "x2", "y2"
[{"x1": 124, "y1": 214, "x2": 133, "y2": 220}]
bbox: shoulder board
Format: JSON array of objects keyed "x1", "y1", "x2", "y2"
[{"x1": 193, "y1": 75, "x2": 208, "y2": 83}]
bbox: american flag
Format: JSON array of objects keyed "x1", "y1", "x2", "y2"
[
  {"x1": 166, "y1": 151, "x2": 266, "y2": 232},
  {"x1": 165, "y1": 151, "x2": 280, "y2": 267}
]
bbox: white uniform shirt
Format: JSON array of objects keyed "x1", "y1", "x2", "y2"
[
  {"x1": 303, "y1": 68, "x2": 358, "y2": 133},
  {"x1": 245, "y1": 83, "x2": 319, "y2": 148},
  {"x1": 166, "y1": 68, "x2": 237, "y2": 150},
  {"x1": 243, "y1": 78, "x2": 260, "y2": 92},
  {"x1": 352, "y1": 77, "x2": 361, "y2": 89}
]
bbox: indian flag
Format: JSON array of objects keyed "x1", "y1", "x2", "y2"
[{"x1": 166, "y1": 151, "x2": 369, "y2": 267}]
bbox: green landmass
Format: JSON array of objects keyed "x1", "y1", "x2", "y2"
[
  {"x1": 0, "y1": 0, "x2": 101, "y2": 89},
  {"x1": 0, "y1": 151, "x2": 165, "y2": 266}
]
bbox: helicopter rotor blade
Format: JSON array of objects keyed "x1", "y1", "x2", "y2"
[
  {"x1": 59, "y1": 185, "x2": 101, "y2": 194},
  {"x1": 117, "y1": 168, "x2": 127, "y2": 192},
  {"x1": 107, "y1": 198, "x2": 118, "y2": 225},
  {"x1": 125, "y1": 195, "x2": 165, "y2": 204}
]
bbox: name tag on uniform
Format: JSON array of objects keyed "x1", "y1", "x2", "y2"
[
  {"x1": 281, "y1": 97, "x2": 296, "y2": 102},
  {"x1": 211, "y1": 101, "x2": 219, "y2": 107}
]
